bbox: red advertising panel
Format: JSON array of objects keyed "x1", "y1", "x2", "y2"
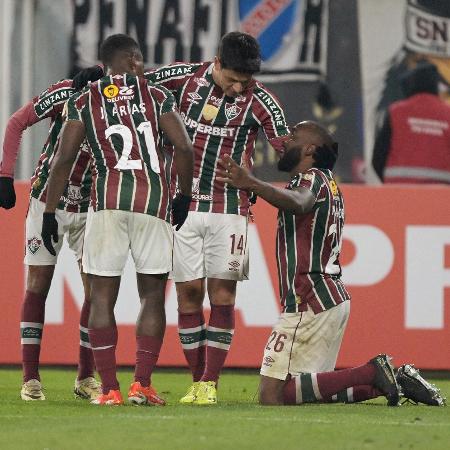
[{"x1": 0, "y1": 183, "x2": 449, "y2": 369}]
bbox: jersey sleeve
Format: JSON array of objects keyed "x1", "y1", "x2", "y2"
[
  {"x1": 148, "y1": 84, "x2": 178, "y2": 117},
  {"x1": 33, "y1": 79, "x2": 75, "y2": 119},
  {"x1": 144, "y1": 62, "x2": 203, "y2": 92},
  {"x1": 290, "y1": 170, "x2": 324, "y2": 202},
  {"x1": 252, "y1": 83, "x2": 289, "y2": 153},
  {"x1": 66, "y1": 89, "x2": 88, "y2": 122}
]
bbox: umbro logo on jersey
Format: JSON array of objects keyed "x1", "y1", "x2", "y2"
[
  {"x1": 187, "y1": 92, "x2": 202, "y2": 104},
  {"x1": 235, "y1": 95, "x2": 246, "y2": 102},
  {"x1": 225, "y1": 103, "x2": 242, "y2": 121}
]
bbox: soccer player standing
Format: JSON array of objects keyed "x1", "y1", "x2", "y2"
[
  {"x1": 0, "y1": 77, "x2": 101, "y2": 400},
  {"x1": 145, "y1": 32, "x2": 289, "y2": 404},
  {"x1": 43, "y1": 34, "x2": 194, "y2": 405}
]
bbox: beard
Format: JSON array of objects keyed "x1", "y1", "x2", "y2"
[{"x1": 277, "y1": 147, "x2": 301, "y2": 172}]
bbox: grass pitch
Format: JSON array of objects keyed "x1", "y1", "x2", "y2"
[{"x1": 0, "y1": 368, "x2": 449, "y2": 450}]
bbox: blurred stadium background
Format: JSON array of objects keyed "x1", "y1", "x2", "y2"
[{"x1": 0, "y1": 0, "x2": 449, "y2": 371}]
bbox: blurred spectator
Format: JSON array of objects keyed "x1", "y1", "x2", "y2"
[{"x1": 372, "y1": 62, "x2": 450, "y2": 184}]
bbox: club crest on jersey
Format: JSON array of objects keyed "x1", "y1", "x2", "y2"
[
  {"x1": 224, "y1": 102, "x2": 242, "y2": 121},
  {"x1": 194, "y1": 77, "x2": 209, "y2": 87},
  {"x1": 187, "y1": 92, "x2": 202, "y2": 104},
  {"x1": 27, "y1": 236, "x2": 42, "y2": 255}
]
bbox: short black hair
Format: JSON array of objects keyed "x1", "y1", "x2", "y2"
[
  {"x1": 401, "y1": 61, "x2": 439, "y2": 97},
  {"x1": 297, "y1": 121, "x2": 338, "y2": 170},
  {"x1": 218, "y1": 32, "x2": 261, "y2": 74},
  {"x1": 100, "y1": 34, "x2": 141, "y2": 67}
]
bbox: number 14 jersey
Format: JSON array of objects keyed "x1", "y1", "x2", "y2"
[{"x1": 67, "y1": 74, "x2": 177, "y2": 221}]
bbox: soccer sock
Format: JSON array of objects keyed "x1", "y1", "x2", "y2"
[
  {"x1": 283, "y1": 364, "x2": 376, "y2": 404},
  {"x1": 134, "y1": 335, "x2": 163, "y2": 387},
  {"x1": 178, "y1": 311, "x2": 206, "y2": 382},
  {"x1": 88, "y1": 326, "x2": 119, "y2": 394},
  {"x1": 201, "y1": 304, "x2": 235, "y2": 383},
  {"x1": 21, "y1": 291, "x2": 46, "y2": 382},
  {"x1": 77, "y1": 300, "x2": 95, "y2": 381}
]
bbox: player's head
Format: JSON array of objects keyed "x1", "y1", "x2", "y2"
[
  {"x1": 278, "y1": 121, "x2": 338, "y2": 174},
  {"x1": 401, "y1": 61, "x2": 439, "y2": 97},
  {"x1": 213, "y1": 31, "x2": 261, "y2": 98},
  {"x1": 100, "y1": 34, "x2": 144, "y2": 76}
]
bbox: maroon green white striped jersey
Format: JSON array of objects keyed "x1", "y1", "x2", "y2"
[
  {"x1": 30, "y1": 80, "x2": 92, "y2": 213},
  {"x1": 277, "y1": 168, "x2": 351, "y2": 314},
  {"x1": 66, "y1": 74, "x2": 177, "y2": 220},
  {"x1": 145, "y1": 62, "x2": 289, "y2": 216}
]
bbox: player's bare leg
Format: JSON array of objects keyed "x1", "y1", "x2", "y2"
[
  {"x1": 193, "y1": 278, "x2": 236, "y2": 405},
  {"x1": 128, "y1": 272, "x2": 167, "y2": 406},
  {"x1": 20, "y1": 265, "x2": 55, "y2": 400},
  {"x1": 259, "y1": 375, "x2": 286, "y2": 405},
  {"x1": 88, "y1": 275, "x2": 123, "y2": 405},
  {"x1": 74, "y1": 268, "x2": 101, "y2": 400}
]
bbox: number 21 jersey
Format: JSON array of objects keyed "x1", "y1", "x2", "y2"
[{"x1": 67, "y1": 74, "x2": 177, "y2": 221}]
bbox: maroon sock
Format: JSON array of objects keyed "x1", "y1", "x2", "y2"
[
  {"x1": 201, "y1": 305, "x2": 235, "y2": 383},
  {"x1": 88, "y1": 326, "x2": 119, "y2": 394},
  {"x1": 283, "y1": 364, "x2": 376, "y2": 405},
  {"x1": 316, "y1": 364, "x2": 376, "y2": 399},
  {"x1": 178, "y1": 311, "x2": 206, "y2": 382},
  {"x1": 134, "y1": 335, "x2": 163, "y2": 387},
  {"x1": 77, "y1": 300, "x2": 95, "y2": 380},
  {"x1": 351, "y1": 385, "x2": 383, "y2": 402},
  {"x1": 21, "y1": 291, "x2": 46, "y2": 382}
]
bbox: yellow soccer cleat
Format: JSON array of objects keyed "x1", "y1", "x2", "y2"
[
  {"x1": 193, "y1": 381, "x2": 217, "y2": 405},
  {"x1": 74, "y1": 376, "x2": 102, "y2": 400},
  {"x1": 21, "y1": 379, "x2": 46, "y2": 401},
  {"x1": 179, "y1": 382, "x2": 200, "y2": 404}
]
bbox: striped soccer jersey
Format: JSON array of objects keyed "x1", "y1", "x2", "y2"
[
  {"x1": 277, "y1": 168, "x2": 351, "y2": 314},
  {"x1": 30, "y1": 80, "x2": 91, "y2": 213},
  {"x1": 145, "y1": 62, "x2": 289, "y2": 216},
  {"x1": 67, "y1": 74, "x2": 177, "y2": 221}
]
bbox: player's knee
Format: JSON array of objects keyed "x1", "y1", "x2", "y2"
[
  {"x1": 26, "y1": 265, "x2": 55, "y2": 295},
  {"x1": 259, "y1": 377, "x2": 284, "y2": 405},
  {"x1": 176, "y1": 281, "x2": 204, "y2": 312}
]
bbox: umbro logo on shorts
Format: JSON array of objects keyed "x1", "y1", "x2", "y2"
[{"x1": 228, "y1": 260, "x2": 240, "y2": 272}]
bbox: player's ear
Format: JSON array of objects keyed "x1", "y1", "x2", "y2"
[
  {"x1": 304, "y1": 144, "x2": 316, "y2": 157},
  {"x1": 214, "y1": 56, "x2": 222, "y2": 71}
]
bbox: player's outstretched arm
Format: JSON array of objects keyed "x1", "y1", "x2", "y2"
[{"x1": 217, "y1": 155, "x2": 315, "y2": 214}]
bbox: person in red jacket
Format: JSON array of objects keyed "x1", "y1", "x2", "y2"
[{"x1": 372, "y1": 62, "x2": 450, "y2": 184}]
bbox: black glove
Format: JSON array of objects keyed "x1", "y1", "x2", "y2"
[
  {"x1": 72, "y1": 65, "x2": 104, "y2": 90},
  {"x1": 0, "y1": 177, "x2": 16, "y2": 209},
  {"x1": 171, "y1": 194, "x2": 191, "y2": 231},
  {"x1": 41, "y1": 212, "x2": 59, "y2": 256}
]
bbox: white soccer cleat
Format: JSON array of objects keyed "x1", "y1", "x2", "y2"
[
  {"x1": 74, "y1": 376, "x2": 102, "y2": 400},
  {"x1": 21, "y1": 379, "x2": 46, "y2": 401}
]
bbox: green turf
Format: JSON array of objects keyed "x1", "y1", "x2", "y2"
[{"x1": 0, "y1": 369, "x2": 449, "y2": 450}]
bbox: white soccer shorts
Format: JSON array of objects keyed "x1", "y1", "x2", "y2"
[
  {"x1": 172, "y1": 211, "x2": 249, "y2": 282},
  {"x1": 82, "y1": 209, "x2": 173, "y2": 276},
  {"x1": 260, "y1": 301, "x2": 351, "y2": 380},
  {"x1": 24, "y1": 197, "x2": 86, "y2": 265}
]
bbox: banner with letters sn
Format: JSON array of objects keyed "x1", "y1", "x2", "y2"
[{"x1": 0, "y1": 183, "x2": 449, "y2": 369}]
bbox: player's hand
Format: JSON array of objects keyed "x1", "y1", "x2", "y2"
[
  {"x1": 41, "y1": 212, "x2": 59, "y2": 256},
  {"x1": 72, "y1": 65, "x2": 104, "y2": 90},
  {"x1": 172, "y1": 193, "x2": 191, "y2": 231},
  {"x1": 0, "y1": 176, "x2": 16, "y2": 209},
  {"x1": 216, "y1": 154, "x2": 254, "y2": 190}
]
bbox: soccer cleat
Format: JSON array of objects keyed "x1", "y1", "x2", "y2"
[
  {"x1": 396, "y1": 364, "x2": 446, "y2": 406},
  {"x1": 74, "y1": 376, "x2": 102, "y2": 400},
  {"x1": 193, "y1": 381, "x2": 217, "y2": 405},
  {"x1": 21, "y1": 379, "x2": 45, "y2": 401},
  {"x1": 128, "y1": 381, "x2": 166, "y2": 406},
  {"x1": 91, "y1": 389, "x2": 123, "y2": 405},
  {"x1": 179, "y1": 382, "x2": 200, "y2": 404},
  {"x1": 369, "y1": 354, "x2": 400, "y2": 406}
]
